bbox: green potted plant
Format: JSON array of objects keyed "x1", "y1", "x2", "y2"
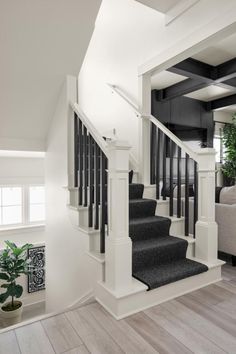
[
  {"x1": 222, "y1": 113, "x2": 236, "y2": 185},
  {"x1": 0, "y1": 241, "x2": 33, "y2": 325}
]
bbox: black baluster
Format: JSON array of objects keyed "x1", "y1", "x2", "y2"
[
  {"x1": 169, "y1": 140, "x2": 174, "y2": 216},
  {"x1": 94, "y1": 143, "x2": 100, "y2": 230},
  {"x1": 194, "y1": 161, "x2": 198, "y2": 238},
  {"x1": 150, "y1": 123, "x2": 156, "y2": 184},
  {"x1": 177, "y1": 147, "x2": 182, "y2": 218},
  {"x1": 185, "y1": 153, "x2": 189, "y2": 236},
  {"x1": 88, "y1": 134, "x2": 93, "y2": 228},
  {"x1": 78, "y1": 119, "x2": 83, "y2": 206},
  {"x1": 100, "y1": 152, "x2": 106, "y2": 253},
  {"x1": 74, "y1": 113, "x2": 78, "y2": 188},
  {"x1": 162, "y1": 134, "x2": 167, "y2": 200},
  {"x1": 83, "y1": 127, "x2": 88, "y2": 207},
  {"x1": 156, "y1": 129, "x2": 161, "y2": 199}
]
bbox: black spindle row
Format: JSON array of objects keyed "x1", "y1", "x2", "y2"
[
  {"x1": 74, "y1": 113, "x2": 108, "y2": 253},
  {"x1": 150, "y1": 123, "x2": 198, "y2": 237}
]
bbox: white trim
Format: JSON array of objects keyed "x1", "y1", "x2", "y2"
[
  {"x1": 165, "y1": 0, "x2": 200, "y2": 25},
  {"x1": 0, "y1": 224, "x2": 45, "y2": 235},
  {"x1": 70, "y1": 102, "x2": 109, "y2": 156},
  {"x1": 139, "y1": 7, "x2": 236, "y2": 75}
]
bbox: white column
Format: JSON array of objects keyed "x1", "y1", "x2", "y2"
[
  {"x1": 195, "y1": 148, "x2": 218, "y2": 262},
  {"x1": 138, "y1": 73, "x2": 151, "y2": 185},
  {"x1": 105, "y1": 140, "x2": 133, "y2": 292}
]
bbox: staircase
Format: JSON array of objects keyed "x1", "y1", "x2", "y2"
[
  {"x1": 129, "y1": 182, "x2": 208, "y2": 290},
  {"x1": 67, "y1": 102, "x2": 223, "y2": 320}
]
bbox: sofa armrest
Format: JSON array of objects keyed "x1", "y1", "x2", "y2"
[{"x1": 216, "y1": 203, "x2": 236, "y2": 255}]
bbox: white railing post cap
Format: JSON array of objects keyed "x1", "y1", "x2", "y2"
[{"x1": 107, "y1": 140, "x2": 131, "y2": 151}]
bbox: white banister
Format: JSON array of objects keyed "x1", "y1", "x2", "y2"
[{"x1": 71, "y1": 102, "x2": 109, "y2": 156}]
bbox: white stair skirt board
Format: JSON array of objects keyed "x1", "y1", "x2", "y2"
[
  {"x1": 95, "y1": 260, "x2": 224, "y2": 320},
  {"x1": 87, "y1": 251, "x2": 105, "y2": 289},
  {"x1": 169, "y1": 216, "x2": 185, "y2": 235}
]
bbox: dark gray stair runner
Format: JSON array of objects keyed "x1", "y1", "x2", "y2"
[{"x1": 129, "y1": 182, "x2": 208, "y2": 290}]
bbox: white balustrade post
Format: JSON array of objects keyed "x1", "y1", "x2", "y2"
[
  {"x1": 138, "y1": 73, "x2": 151, "y2": 185},
  {"x1": 105, "y1": 140, "x2": 133, "y2": 292},
  {"x1": 195, "y1": 148, "x2": 218, "y2": 262}
]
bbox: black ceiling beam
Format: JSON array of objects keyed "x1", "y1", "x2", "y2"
[
  {"x1": 216, "y1": 58, "x2": 236, "y2": 82},
  {"x1": 155, "y1": 57, "x2": 236, "y2": 102},
  {"x1": 158, "y1": 78, "x2": 209, "y2": 101},
  {"x1": 168, "y1": 58, "x2": 214, "y2": 81},
  {"x1": 209, "y1": 93, "x2": 236, "y2": 110}
]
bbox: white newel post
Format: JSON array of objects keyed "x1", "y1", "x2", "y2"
[
  {"x1": 195, "y1": 148, "x2": 218, "y2": 262},
  {"x1": 138, "y1": 73, "x2": 151, "y2": 185},
  {"x1": 105, "y1": 140, "x2": 133, "y2": 292}
]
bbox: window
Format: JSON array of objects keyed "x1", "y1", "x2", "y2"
[
  {"x1": 214, "y1": 123, "x2": 226, "y2": 163},
  {"x1": 0, "y1": 185, "x2": 45, "y2": 229},
  {"x1": 29, "y1": 186, "x2": 45, "y2": 222},
  {"x1": 0, "y1": 187, "x2": 22, "y2": 226}
]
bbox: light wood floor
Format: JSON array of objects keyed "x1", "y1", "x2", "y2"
[{"x1": 1, "y1": 264, "x2": 236, "y2": 354}]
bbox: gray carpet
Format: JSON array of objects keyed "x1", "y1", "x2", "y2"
[{"x1": 129, "y1": 183, "x2": 208, "y2": 290}]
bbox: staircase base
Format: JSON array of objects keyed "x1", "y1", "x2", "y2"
[{"x1": 95, "y1": 260, "x2": 224, "y2": 320}]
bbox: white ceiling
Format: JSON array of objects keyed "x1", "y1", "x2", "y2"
[
  {"x1": 0, "y1": 0, "x2": 101, "y2": 151},
  {"x1": 185, "y1": 86, "x2": 233, "y2": 102},
  {"x1": 135, "y1": 0, "x2": 181, "y2": 13},
  {"x1": 151, "y1": 71, "x2": 186, "y2": 89},
  {"x1": 151, "y1": 31, "x2": 236, "y2": 110},
  {"x1": 192, "y1": 32, "x2": 236, "y2": 65}
]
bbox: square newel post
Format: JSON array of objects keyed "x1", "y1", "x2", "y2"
[
  {"x1": 105, "y1": 140, "x2": 133, "y2": 292},
  {"x1": 195, "y1": 148, "x2": 218, "y2": 262},
  {"x1": 138, "y1": 73, "x2": 151, "y2": 185}
]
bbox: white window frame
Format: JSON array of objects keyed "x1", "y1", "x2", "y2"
[{"x1": 0, "y1": 184, "x2": 45, "y2": 231}]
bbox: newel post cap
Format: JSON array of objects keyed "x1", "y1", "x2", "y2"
[{"x1": 107, "y1": 140, "x2": 131, "y2": 151}]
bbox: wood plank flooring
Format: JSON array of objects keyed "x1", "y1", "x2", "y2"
[{"x1": 1, "y1": 264, "x2": 236, "y2": 354}]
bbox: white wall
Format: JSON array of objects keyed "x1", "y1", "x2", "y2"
[
  {"x1": 79, "y1": 0, "x2": 236, "y2": 160},
  {"x1": 45, "y1": 77, "x2": 95, "y2": 312}
]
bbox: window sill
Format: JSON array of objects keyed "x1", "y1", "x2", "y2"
[{"x1": 0, "y1": 224, "x2": 45, "y2": 235}]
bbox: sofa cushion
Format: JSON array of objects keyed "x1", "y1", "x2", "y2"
[{"x1": 220, "y1": 185, "x2": 236, "y2": 205}]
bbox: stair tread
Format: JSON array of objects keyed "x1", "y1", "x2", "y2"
[
  {"x1": 133, "y1": 235, "x2": 187, "y2": 251},
  {"x1": 130, "y1": 215, "x2": 170, "y2": 226},
  {"x1": 133, "y1": 258, "x2": 208, "y2": 290}
]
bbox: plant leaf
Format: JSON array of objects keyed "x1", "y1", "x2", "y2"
[{"x1": 0, "y1": 273, "x2": 10, "y2": 281}]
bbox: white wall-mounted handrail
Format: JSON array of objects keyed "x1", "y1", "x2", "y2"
[
  {"x1": 107, "y1": 84, "x2": 141, "y2": 117},
  {"x1": 70, "y1": 102, "x2": 109, "y2": 156},
  {"x1": 107, "y1": 84, "x2": 198, "y2": 162}
]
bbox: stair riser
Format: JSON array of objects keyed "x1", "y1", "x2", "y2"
[
  {"x1": 95, "y1": 264, "x2": 222, "y2": 319},
  {"x1": 132, "y1": 242, "x2": 188, "y2": 272},
  {"x1": 129, "y1": 201, "x2": 157, "y2": 219},
  {"x1": 129, "y1": 220, "x2": 171, "y2": 241}
]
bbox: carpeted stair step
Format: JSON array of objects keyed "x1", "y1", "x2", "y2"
[
  {"x1": 129, "y1": 184, "x2": 144, "y2": 199},
  {"x1": 129, "y1": 199, "x2": 157, "y2": 219},
  {"x1": 133, "y1": 258, "x2": 208, "y2": 290},
  {"x1": 132, "y1": 236, "x2": 188, "y2": 272},
  {"x1": 129, "y1": 216, "x2": 171, "y2": 241}
]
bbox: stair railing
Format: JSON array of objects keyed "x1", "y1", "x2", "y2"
[
  {"x1": 70, "y1": 102, "x2": 133, "y2": 292},
  {"x1": 108, "y1": 84, "x2": 218, "y2": 262}
]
